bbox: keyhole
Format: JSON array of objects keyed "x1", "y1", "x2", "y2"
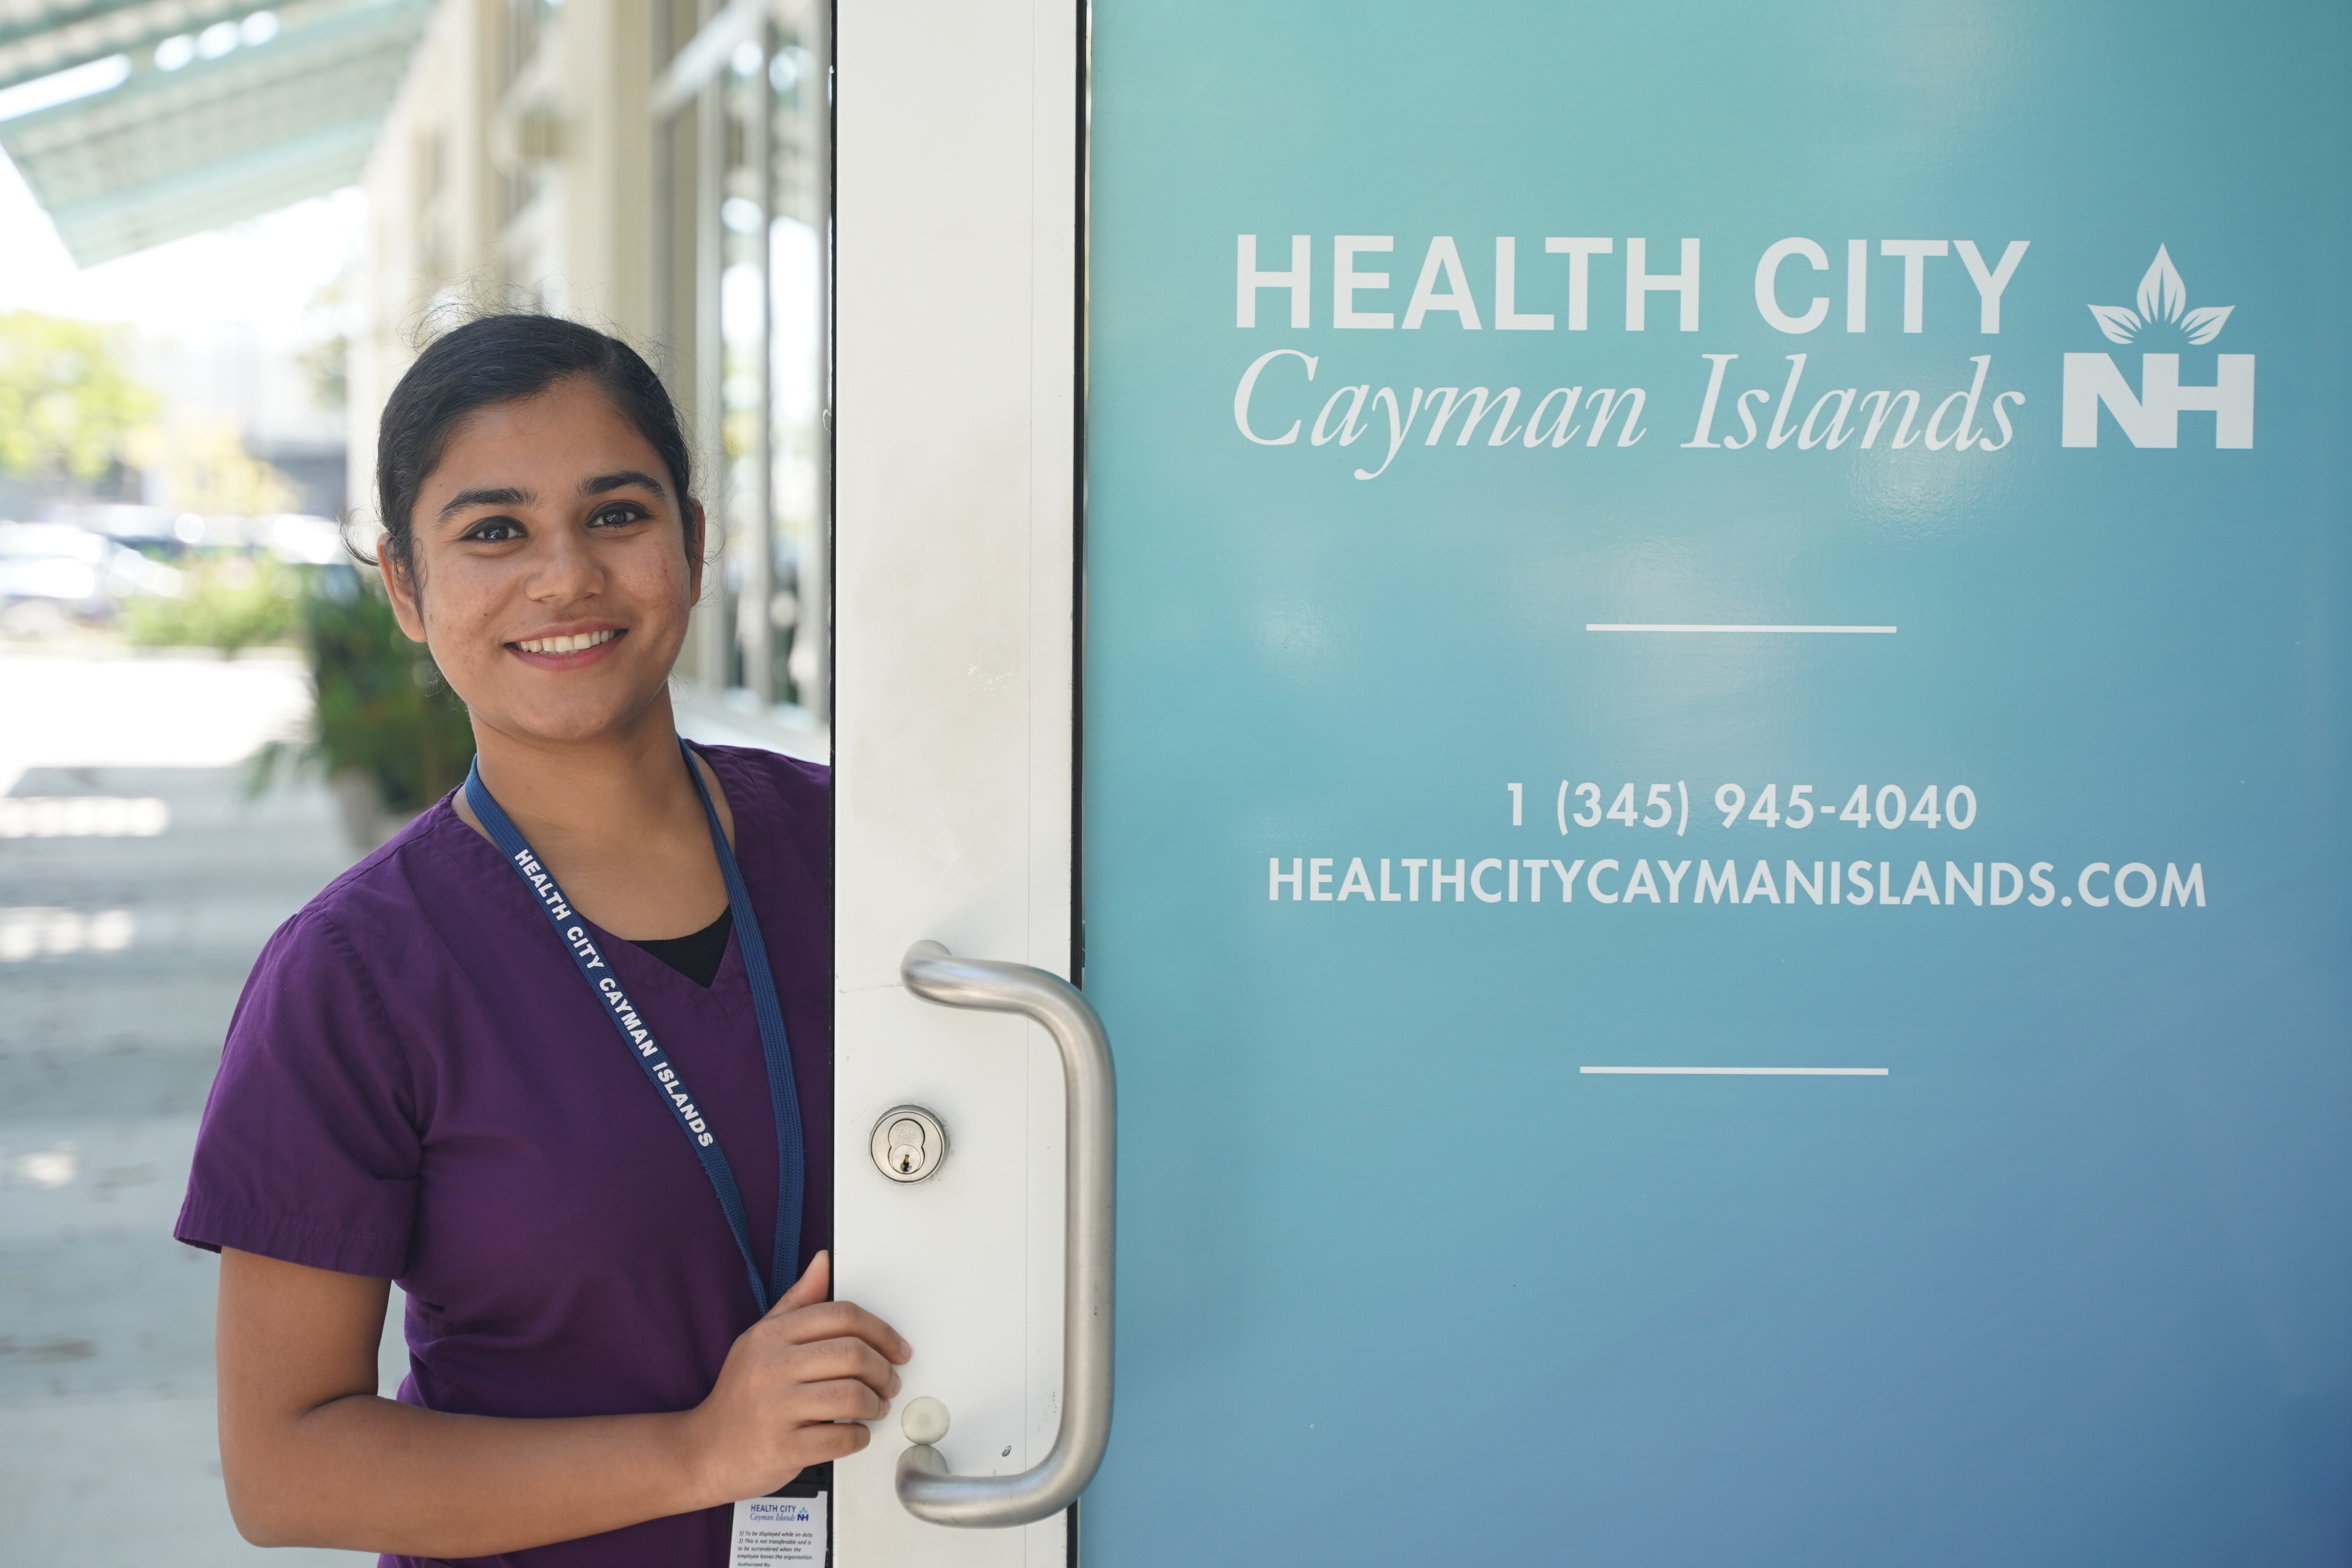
[
  {"x1": 871, "y1": 1105, "x2": 946, "y2": 1182},
  {"x1": 886, "y1": 1117, "x2": 929, "y2": 1176}
]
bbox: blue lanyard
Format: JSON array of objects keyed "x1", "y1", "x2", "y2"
[{"x1": 464, "y1": 741, "x2": 807, "y2": 1314}]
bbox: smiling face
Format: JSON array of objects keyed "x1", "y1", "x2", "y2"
[{"x1": 382, "y1": 375, "x2": 703, "y2": 748}]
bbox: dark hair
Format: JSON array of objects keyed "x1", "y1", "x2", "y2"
[{"x1": 371, "y1": 314, "x2": 696, "y2": 584}]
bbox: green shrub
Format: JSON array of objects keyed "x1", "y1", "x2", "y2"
[
  {"x1": 123, "y1": 555, "x2": 299, "y2": 655},
  {"x1": 252, "y1": 566, "x2": 474, "y2": 815}
]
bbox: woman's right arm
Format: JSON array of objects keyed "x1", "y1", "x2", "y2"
[{"x1": 217, "y1": 1248, "x2": 907, "y2": 1558}]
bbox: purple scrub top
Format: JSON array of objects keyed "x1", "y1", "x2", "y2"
[{"x1": 176, "y1": 743, "x2": 832, "y2": 1568}]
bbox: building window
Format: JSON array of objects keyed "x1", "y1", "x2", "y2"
[{"x1": 654, "y1": 1, "x2": 828, "y2": 721}]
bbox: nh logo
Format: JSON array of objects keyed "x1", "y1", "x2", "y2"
[
  {"x1": 2062, "y1": 354, "x2": 2253, "y2": 448},
  {"x1": 2062, "y1": 247, "x2": 2253, "y2": 449}
]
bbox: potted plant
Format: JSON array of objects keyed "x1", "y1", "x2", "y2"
[{"x1": 252, "y1": 563, "x2": 474, "y2": 850}]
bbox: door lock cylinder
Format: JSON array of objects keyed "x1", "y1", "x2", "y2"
[{"x1": 870, "y1": 1104, "x2": 947, "y2": 1183}]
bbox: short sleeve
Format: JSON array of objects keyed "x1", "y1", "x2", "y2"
[{"x1": 174, "y1": 910, "x2": 421, "y2": 1278}]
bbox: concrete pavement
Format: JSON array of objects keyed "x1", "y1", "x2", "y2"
[{"x1": 0, "y1": 650, "x2": 387, "y2": 1566}]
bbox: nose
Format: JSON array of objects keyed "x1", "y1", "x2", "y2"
[{"x1": 525, "y1": 520, "x2": 604, "y2": 605}]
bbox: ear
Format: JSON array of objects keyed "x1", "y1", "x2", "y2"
[
  {"x1": 377, "y1": 535, "x2": 429, "y2": 644},
  {"x1": 686, "y1": 498, "x2": 708, "y2": 602}
]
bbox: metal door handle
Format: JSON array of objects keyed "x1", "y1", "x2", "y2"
[{"x1": 893, "y1": 940, "x2": 1116, "y2": 1527}]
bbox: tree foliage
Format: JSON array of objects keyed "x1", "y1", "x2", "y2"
[
  {"x1": 0, "y1": 313, "x2": 159, "y2": 483},
  {"x1": 125, "y1": 419, "x2": 301, "y2": 516}
]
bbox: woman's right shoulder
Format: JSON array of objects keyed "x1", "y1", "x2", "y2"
[
  {"x1": 216, "y1": 795, "x2": 513, "y2": 1124},
  {"x1": 247, "y1": 796, "x2": 483, "y2": 992},
  {"x1": 185, "y1": 807, "x2": 475, "y2": 1270}
]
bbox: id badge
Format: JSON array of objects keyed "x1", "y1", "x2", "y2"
[{"x1": 728, "y1": 1487, "x2": 826, "y2": 1567}]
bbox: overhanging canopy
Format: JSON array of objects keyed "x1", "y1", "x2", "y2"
[{"x1": 0, "y1": 0, "x2": 425, "y2": 264}]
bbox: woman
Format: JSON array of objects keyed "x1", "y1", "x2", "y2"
[{"x1": 174, "y1": 314, "x2": 908, "y2": 1565}]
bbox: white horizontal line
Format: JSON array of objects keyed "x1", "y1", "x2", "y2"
[
  {"x1": 1579, "y1": 1066, "x2": 1889, "y2": 1076},
  {"x1": 1585, "y1": 623, "x2": 1897, "y2": 634}
]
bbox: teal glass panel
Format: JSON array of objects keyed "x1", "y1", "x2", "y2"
[{"x1": 1083, "y1": 4, "x2": 2349, "y2": 1561}]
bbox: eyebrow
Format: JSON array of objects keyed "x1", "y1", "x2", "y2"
[
  {"x1": 436, "y1": 471, "x2": 667, "y2": 523},
  {"x1": 438, "y1": 485, "x2": 532, "y2": 521},
  {"x1": 583, "y1": 470, "x2": 668, "y2": 499}
]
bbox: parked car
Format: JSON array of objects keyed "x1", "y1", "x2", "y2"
[{"x1": 0, "y1": 522, "x2": 183, "y2": 634}]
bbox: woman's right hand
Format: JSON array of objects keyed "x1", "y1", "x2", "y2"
[
  {"x1": 214, "y1": 1247, "x2": 909, "y2": 1559},
  {"x1": 679, "y1": 1251, "x2": 914, "y2": 1507}
]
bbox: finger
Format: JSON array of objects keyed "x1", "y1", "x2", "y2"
[
  {"x1": 782, "y1": 1376, "x2": 890, "y2": 1423},
  {"x1": 768, "y1": 1301, "x2": 904, "y2": 1359},
  {"x1": 783, "y1": 1337, "x2": 903, "y2": 1396},
  {"x1": 796, "y1": 1422, "x2": 873, "y2": 1462},
  {"x1": 774, "y1": 1300, "x2": 914, "y2": 1362},
  {"x1": 767, "y1": 1251, "x2": 832, "y2": 1318}
]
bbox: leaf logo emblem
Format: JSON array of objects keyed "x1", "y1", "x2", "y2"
[{"x1": 2088, "y1": 246, "x2": 2234, "y2": 345}]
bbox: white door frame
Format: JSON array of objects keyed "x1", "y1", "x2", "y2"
[{"x1": 831, "y1": 0, "x2": 1083, "y2": 1563}]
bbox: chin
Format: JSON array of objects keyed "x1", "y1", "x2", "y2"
[{"x1": 482, "y1": 678, "x2": 670, "y2": 745}]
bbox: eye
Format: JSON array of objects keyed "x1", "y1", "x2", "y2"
[
  {"x1": 590, "y1": 502, "x2": 652, "y2": 529},
  {"x1": 464, "y1": 516, "x2": 525, "y2": 543}
]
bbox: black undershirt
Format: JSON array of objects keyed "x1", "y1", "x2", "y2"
[{"x1": 629, "y1": 908, "x2": 734, "y2": 988}]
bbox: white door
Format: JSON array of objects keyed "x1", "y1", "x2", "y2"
[
  {"x1": 832, "y1": 2, "x2": 2352, "y2": 1565},
  {"x1": 830, "y1": 0, "x2": 1082, "y2": 1563}
]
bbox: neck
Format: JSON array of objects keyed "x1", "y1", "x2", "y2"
[{"x1": 469, "y1": 690, "x2": 696, "y2": 844}]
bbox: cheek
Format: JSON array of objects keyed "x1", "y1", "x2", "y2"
[
  {"x1": 414, "y1": 559, "x2": 509, "y2": 643},
  {"x1": 624, "y1": 541, "x2": 699, "y2": 612}
]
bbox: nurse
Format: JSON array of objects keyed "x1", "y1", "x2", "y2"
[{"x1": 175, "y1": 314, "x2": 908, "y2": 1566}]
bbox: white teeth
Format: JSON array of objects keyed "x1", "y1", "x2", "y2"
[{"x1": 517, "y1": 629, "x2": 617, "y2": 654}]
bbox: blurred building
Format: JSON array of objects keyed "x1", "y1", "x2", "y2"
[
  {"x1": 352, "y1": 0, "x2": 828, "y2": 711},
  {"x1": 0, "y1": 0, "x2": 826, "y2": 716}
]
